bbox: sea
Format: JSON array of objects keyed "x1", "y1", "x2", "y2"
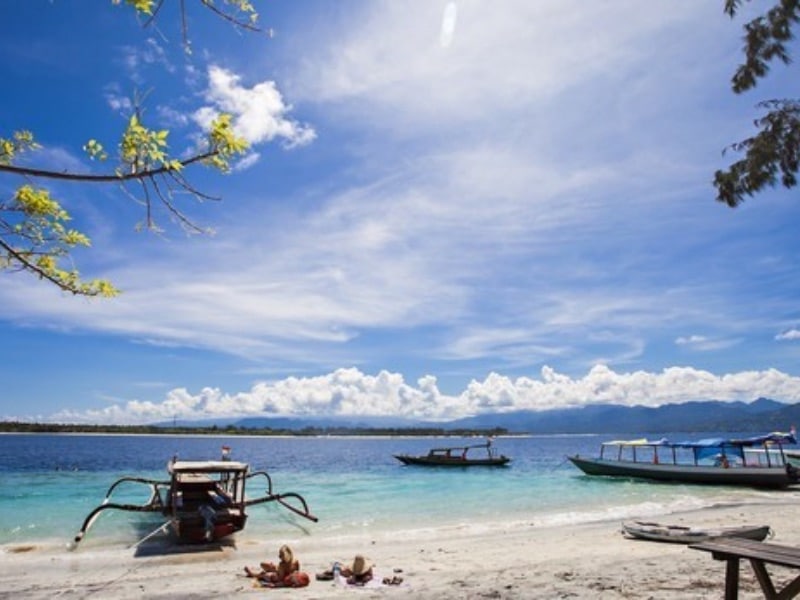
[{"x1": 1, "y1": 432, "x2": 797, "y2": 551}]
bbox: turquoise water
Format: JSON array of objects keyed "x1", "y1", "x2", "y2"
[{"x1": 1, "y1": 433, "x2": 796, "y2": 550}]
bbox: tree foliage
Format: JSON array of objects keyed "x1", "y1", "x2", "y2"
[
  {"x1": 715, "y1": 0, "x2": 800, "y2": 207},
  {"x1": 0, "y1": 1, "x2": 258, "y2": 295}
]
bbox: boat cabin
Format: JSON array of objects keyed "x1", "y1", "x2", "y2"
[{"x1": 167, "y1": 460, "x2": 249, "y2": 543}]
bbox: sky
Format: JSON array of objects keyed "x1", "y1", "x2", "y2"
[{"x1": 1, "y1": 1, "x2": 800, "y2": 425}]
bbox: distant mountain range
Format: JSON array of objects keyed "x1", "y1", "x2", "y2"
[{"x1": 169, "y1": 397, "x2": 800, "y2": 434}]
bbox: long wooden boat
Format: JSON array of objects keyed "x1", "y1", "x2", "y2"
[
  {"x1": 622, "y1": 520, "x2": 772, "y2": 544},
  {"x1": 72, "y1": 448, "x2": 317, "y2": 548},
  {"x1": 568, "y1": 432, "x2": 799, "y2": 488},
  {"x1": 394, "y1": 440, "x2": 510, "y2": 467}
]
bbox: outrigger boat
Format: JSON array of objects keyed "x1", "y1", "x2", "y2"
[
  {"x1": 72, "y1": 448, "x2": 317, "y2": 548},
  {"x1": 394, "y1": 439, "x2": 511, "y2": 467},
  {"x1": 568, "y1": 431, "x2": 799, "y2": 489}
]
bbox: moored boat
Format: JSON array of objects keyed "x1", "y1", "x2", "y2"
[
  {"x1": 622, "y1": 520, "x2": 772, "y2": 544},
  {"x1": 72, "y1": 447, "x2": 317, "y2": 548},
  {"x1": 568, "y1": 431, "x2": 799, "y2": 488},
  {"x1": 394, "y1": 439, "x2": 511, "y2": 467}
]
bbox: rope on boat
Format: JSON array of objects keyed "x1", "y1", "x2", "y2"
[
  {"x1": 128, "y1": 520, "x2": 171, "y2": 549},
  {"x1": 551, "y1": 456, "x2": 573, "y2": 471},
  {"x1": 73, "y1": 502, "x2": 165, "y2": 546}
]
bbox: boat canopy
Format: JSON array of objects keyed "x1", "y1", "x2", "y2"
[
  {"x1": 601, "y1": 438, "x2": 669, "y2": 447},
  {"x1": 671, "y1": 432, "x2": 797, "y2": 448},
  {"x1": 601, "y1": 432, "x2": 796, "y2": 449},
  {"x1": 169, "y1": 460, "x2": 249, "y2": 473}
]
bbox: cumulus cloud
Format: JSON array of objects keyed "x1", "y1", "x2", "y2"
[
  {"x1": 193, "y1": 65, "x2": 316, "y2": 148},
  {"x1": 45, "y1": 365, "x2": 800, "y2": 425}
]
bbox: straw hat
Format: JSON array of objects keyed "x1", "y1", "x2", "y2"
[
  {"x1": 279, "y1": 545, "x2": 294, "y2": 564},
  {"x1": 351, "y1": 554, "x2": 371, "y2": 576}
]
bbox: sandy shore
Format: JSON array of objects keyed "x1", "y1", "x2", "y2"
[{"x1": 3, "y1": 501, "x2": 800, "y2": 599}]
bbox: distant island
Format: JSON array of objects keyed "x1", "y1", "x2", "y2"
[{"x1": 0, "y1": 421, "x2": 510, "y2": 437}]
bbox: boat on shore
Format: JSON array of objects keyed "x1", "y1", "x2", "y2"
[
  {"x1": 394, "y1": 439, "x2": 511, "y2": 467},
  {"x1": 72, "y1": 447, "x2": 317, "y2": 548},
  {"x1": 622, "y1": 520, "x2": 772, "y2": 544},
  {"x1": 568, "y1": 431, "x2": 799, "y2": 488}
]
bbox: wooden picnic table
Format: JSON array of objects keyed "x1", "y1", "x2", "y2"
[{"x1": 690, "y1": 537, "x2": 800, "y2": 600}]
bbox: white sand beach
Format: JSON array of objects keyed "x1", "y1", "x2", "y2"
[{"x1": 3, "y1": 500, "x2": 800, "y2": 599}]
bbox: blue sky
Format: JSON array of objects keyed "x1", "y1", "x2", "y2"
[{"x1": 2, "y1": 1, "x2": 800, "y2": 425}]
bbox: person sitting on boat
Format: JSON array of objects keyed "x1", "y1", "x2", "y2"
[
  {"x1": 714, "y1": 454, "x2": 730, "y2": 468},
  {"x1": 244, "y1": 544, "x2": 308, "y2": 587}
]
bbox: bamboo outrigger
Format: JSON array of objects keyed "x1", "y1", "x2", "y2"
[{"x1": 72, "y1": 448, "x2": 317, "y2": 548}]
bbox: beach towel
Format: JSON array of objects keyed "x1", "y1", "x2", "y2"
[
  {"x1": 333, "y1": 571, "x2": 406, "y2": 590},
  {"x1": 254, "y1": 572, "x2": 310, "y2": 588}
]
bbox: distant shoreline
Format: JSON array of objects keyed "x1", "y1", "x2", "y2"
[{"x1": 0, "y1": 421, "x2": 514, "y2": 438}]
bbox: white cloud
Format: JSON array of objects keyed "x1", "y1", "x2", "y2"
[
  {"x1": 292, "y1": 0, "x2": 721, "y2": 137},
  {"x1": 233, "y1": 151, "x2": 261, "y2": 172},
  {"x1": 676, "y1": 335, "x2": 707, "y2": 346},
  {"x1": 675, "y1": 335, "x2": 742, "y2": 352},
  {"x1": 45, "y1": 365, "x2": 800, "y2": 425},
  {"x1": 440, "y1": 2, "x2": 458, "y2": 48},
  {"x1": 193, "y1": 65, "x2": 316, "y2": 148},
  {"x1": 776, "y1": 329, "x2": 800, "y2": 341},
  {"x1": 118, "y1": 38, "x2": 174, "y2": 84}
]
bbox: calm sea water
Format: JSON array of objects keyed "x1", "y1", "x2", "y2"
[{"x1": 1, "y1": 432, "x2": 796, "y2": 550}]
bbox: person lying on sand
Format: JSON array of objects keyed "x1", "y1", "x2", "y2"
[
  {"x1": 316, "y1": 554, "x2": 403, "y2": 586},
  {"x1": 244, "y1": 544, "x2": 309, "y2": 588}
]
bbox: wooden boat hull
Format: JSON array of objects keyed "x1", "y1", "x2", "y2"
[
  {"x1": 622, "y1": 521, "x2": 771, "y2": 544},
  {"x1": 568, "y1": 455, "x2": 799, "y2": 488},
  {"x1": 394, "y1": 454, "x2": 510, "y2": 467}
]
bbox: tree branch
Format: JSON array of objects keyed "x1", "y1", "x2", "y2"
[{"x1": 0, "y1": 150, "x2": 217, "y2": 182}]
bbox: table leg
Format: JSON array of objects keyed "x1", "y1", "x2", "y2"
[
  {"x1": 776, "y1": 574, "x2": 800, "y2": 600},
  {"x1": 749, "y1": 559, "x2": 777, "y2": 598},
  {"x1": 725, "y1": 558, "x2": 740, "y2": 600}
]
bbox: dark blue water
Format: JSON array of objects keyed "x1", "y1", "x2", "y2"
[{"x1": 0, "y1": 433, "x2": 794, "y2": 550}]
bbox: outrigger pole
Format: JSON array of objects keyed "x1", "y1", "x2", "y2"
[
  {"x1": 71, "y1": 477, "x2": 169, "y2": 548},
  {"x1": 245, "y1": 470, "x2": 318, "y2": 522}
]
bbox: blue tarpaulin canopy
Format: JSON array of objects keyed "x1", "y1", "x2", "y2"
[{"x1": 672, "y1": 432, "x2": 797, "y2": 448}]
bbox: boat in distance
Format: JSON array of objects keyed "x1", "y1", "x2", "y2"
[
  {"x1": 72, "y1": 447, "x2": 317, "y2": 548},
  {"x1": 568, "y1": 431, "x2": 799, "y2": 488},
  {"x1": 394, "y1": 439, "x2": 511, "y2": 467},
  {"x1": 622, "y1": 521, "x2": 772, "y2": 544}
]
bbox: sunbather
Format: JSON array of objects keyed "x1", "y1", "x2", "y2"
[
  {"x1": 244, "y1": 544, "x2": 308, "y2": 587},
  {"x1": 341, "y1": 554, "x2": 373, "y2": 586}
]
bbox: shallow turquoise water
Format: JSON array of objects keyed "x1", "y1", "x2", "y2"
[{"x1": 0, "y1": 432, "x2": 796, "y2": 550}]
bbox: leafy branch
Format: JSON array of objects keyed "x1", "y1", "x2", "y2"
[
  {"x1": 716, "y1": 0, "x2": 800, "y2": 206},
  {"x1": 0, "y1": 1, "x2": 256, "y2": 296}
]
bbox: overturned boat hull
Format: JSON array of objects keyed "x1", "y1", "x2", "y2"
[{"x1": 622, "y1": 521, "x2": 771, "y2": 544}]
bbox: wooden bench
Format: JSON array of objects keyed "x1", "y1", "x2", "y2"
[{"x1": 690, "y1": 537, "x2": 800, "y2": 600}]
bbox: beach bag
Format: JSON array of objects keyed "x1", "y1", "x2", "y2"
[{"x1": 283, "y1": 572, "x2": 310, "y2": 588}]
